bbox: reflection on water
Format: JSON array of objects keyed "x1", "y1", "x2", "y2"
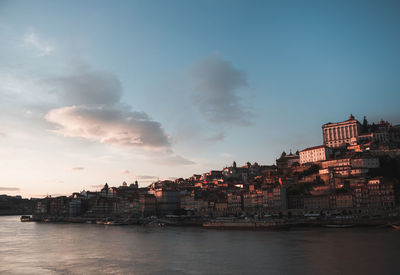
[{"x1": 0, "y1": 216, "x2": 399, "y2": 274}]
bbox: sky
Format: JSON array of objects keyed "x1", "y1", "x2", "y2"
[{"x1": 1, "y1": 0, "x2": 400, "y2": 198}]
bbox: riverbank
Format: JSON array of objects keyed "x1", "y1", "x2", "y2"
[{"x1": 26, "y1": 215, "x2": 400, "y2": 230}]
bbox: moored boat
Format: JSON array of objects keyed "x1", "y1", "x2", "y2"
[
  {"x1": 20, "y1": 215, "x2": 32, "y2": 222},
  {"x1": 324, "y1": 224, "x2": 355, "y2": 228},
  {"x1": 104, "y1": 220, "x2": 127, "y2": 225},
  {"x1": 203, "y1": 220, "x2": 288, "y2": 230},
  {"x1": 390, "y1": 224, "x2": 400, "y2": 230}
]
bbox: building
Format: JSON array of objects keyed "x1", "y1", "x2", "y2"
[
  {"x1": 333, "y1": 193, "x2": 354, "y2": 208},
  {"x1": 227, "y1": 192, "x2": 242, "y2": 215},
  {"x1": 299, "y1": 145, "x2": 333, "y2": 164},
  {"x1": 276, "y1": 151, "x2": 299, "y2": 169},
  {"x1": 243, "y1": 191, "x2": 263, "y2": 213},
  {"x1": 303, "y1": 195, "x2": 330, "y2": 210},
  {"x1": 139, "y1": 193, "x2": 156, "y2": 216},
  {"x1": 68, "y1": 199, "x2": 81, "y2": 216},
  {"x1": 273, "y1": 186, "x2": 287, "y2": 209},
  {"x1": 322, "y1": 114, "x2": 361, "y2": 148},
  {"x1": 180, "y1": 193, "x2": 196, "y2": 211},
  {"x1": 321, "y1": 158, "x2": 351, "y2": 169},
  {"x1": 149, "y1": 188, "x2": 180, "y2": 215},
  {"x1": 351, "y1": 157, "x2": 379, "y2": 169}
]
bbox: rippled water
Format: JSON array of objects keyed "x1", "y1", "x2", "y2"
[{"x1": 1, "y1": 216, "x2": 400, "y2": 274}]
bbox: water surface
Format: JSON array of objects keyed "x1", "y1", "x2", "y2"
[{"x1": 1, "y1": 216, "x2": 399, "y2": 274}]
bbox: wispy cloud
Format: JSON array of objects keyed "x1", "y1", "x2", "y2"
[
  {"x1": 153, "y1": 154, "x2": 196, "y2": 166},
  {"x1": 0, "y1": 132, "x2": 6, "y2": 138},
  {"x1": 22, "y1": 30, "x2": 54, "y2": 56},
  {"x1": 204, "y1": 132, "x2": 225, "y2": 143},
  {"x1": 190, "y1": 54, "x2": 252, "y2": 125},
  {"x1": 71, "y1": 167, "x2": 84, "y2": 171},
  {"x1": 90, "y1": 184, "x2": 105, "y2": 189},
  {"x1": 121, "y1": 169, "x2": 130, "y2": 174},
  {"x1": 220, "y1": 152, "x2": 233, "y2": 158},
  {"x1": 42, "y1": 179, "x2": 65, "y2": 184},
  {"x1": 135, "y1": 175, "x2": 158, "y2": 180},
  {"x1": 0, "y1": 187, "x2": 20, "y2": 191}
]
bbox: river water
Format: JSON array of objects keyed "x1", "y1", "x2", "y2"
[{"x1": 1, "y1": 216, "x2": 399, "y2": 274}]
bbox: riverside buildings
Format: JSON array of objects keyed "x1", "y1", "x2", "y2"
[{"x1": 33, "y1": 114, "x2": 400, "y2": 221}]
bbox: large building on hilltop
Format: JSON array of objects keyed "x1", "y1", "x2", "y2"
[{"x1": 322, "y1": 114, "x2": 361, "y2": 148}]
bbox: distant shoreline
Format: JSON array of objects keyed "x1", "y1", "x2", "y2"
[
  {"x1": 0, "y1": 212, "x2": 33, "y2": 216},
  {"x1": 20, "y1": 215, "x2": 400, "y2": 230}
]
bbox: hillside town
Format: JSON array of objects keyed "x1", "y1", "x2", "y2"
[{"x1": 31, "y1": 115, "x2": 400, "y2": 227}]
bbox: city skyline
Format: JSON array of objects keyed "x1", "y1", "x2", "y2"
[{"x1": 1, "y1": 0, "x2": 400, "y2": 197}]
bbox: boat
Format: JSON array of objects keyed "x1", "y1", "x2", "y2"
[
  {"x1": 20, "y1": 215, "x2": 32, "y2": 222},
  {"x1": 146, "y1": 220, "x2": 166, "y2": 227},
  {"x1": 203, "y1": 220, "x2": 288, "y2": 230},
  {"x1": 390, "y1": 224, "x2": 400, "y2": 230},
  {"x1": 324, "y1": 224, "x2": 355, "y2": 228},
  {"x1": 104, "y1": 220, "x2": 127, "y2": 225}
]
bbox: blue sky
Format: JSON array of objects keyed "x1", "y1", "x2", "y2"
[{"x1": 1, "y1": 0, "x2": 399, "y2": 197}]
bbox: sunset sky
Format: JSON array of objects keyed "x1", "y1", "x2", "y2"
[{"x1": 1, "y1": 0, "x2": 400, "y2": 197}]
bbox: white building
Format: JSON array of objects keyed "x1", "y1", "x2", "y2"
[
  {"x1": 299, "y1": 145, "x2": 333, "y2": 165},
  {"x1": 322, "y1": 114, "x2": 361, "y2": 148}
]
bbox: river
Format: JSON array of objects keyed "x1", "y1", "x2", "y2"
[{"x1": 0, "y1": 216, "x2": 399, "y2": 274}]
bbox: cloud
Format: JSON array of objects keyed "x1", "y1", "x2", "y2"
[
  {"x1": 121, "y1": 169, "x2": 130, "y2": 174},
  {"x1": 136, "y1": 175, "x2": 158, "y2": 180},
  {"x1": 71, "y1": 167, "x2": 84, "y2": 171},
  {"x1": 0, "y1": 187, "x2": 20, "y2": 191},
  {"x1": 42, "y1": 62, "x2": 191, "y2": 163},
  {"x1": 190, "y1": 55, "x2": 251, "y2": 125},
  {"x1": 42, "y1": 179, "x2": 65, "y2": 184},
  {"x1": 220, "y1": 152, "x2": 233, "y2": 158},
  {"x1": 22, "y1": 30, "x2": 54, "y2": 56},
  {"x1": 46, "y1": 105, "x2": 171, "y2": 150},
  {"x1": 47, "y1": 68, "x2": 122, "y2": 105},
  {"x1": 0, "y1": 132, "x2": 6, "y2": 138},
  {"x1": 153, "y1": 154, "x2": 196, "y2": 166},
  {"x1": 204, "y1": 132, "x2": 225, "y2": 143},
  {"x1": 90, "y1": 184, "x2": 105, "y2": 189},
  {"x1": 44, "y1": 64, "x2": 172, "y2": 152}
]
